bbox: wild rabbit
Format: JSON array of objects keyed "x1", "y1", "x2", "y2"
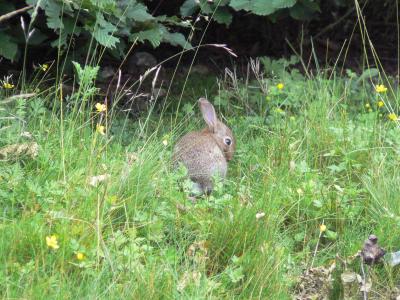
[{"x1": 172, "y1": 98, "x2": 235, "y2": 195}]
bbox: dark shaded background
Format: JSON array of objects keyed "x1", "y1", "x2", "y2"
[
  {"x1": 148, "y1": 1, "x2": 399, "y2": 74},
  {"x1": 1, "y1": 1, "x2": 398, "y2": 76}
]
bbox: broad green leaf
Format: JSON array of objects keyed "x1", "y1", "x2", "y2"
[
  {"x1": 289, "y1": 2, "x2": 318, "y2": 20},
  {"x1": 92, "y1": 13, "x2": 119, "y2": 48},
  {"x1": 219, "y1": 0, "x2": 231, "y2": 5},
  {"x1": 45, "y1": 1, "x2": 63, "y2": 29},
  {"x1": 64, "y1": 18, "x2": 81, "y2": 35},
  {"x1": 163, "y1": 32, "x2": 192, "y2": 50},
  {"x1": 252, "y1": 2, "x2": 277, "y2": 15},
  {"x1": 96, "y1": 12, "x2": 115, "y2": 28},
  {"x1": 117, "y1": 0, "x2": 153, "y2": 22},
  {"x1": 213, "y1": 7, "x2": 233, "y2": 26},
  {"x1": 109, "y1": 39, "x2": 127, "y2": 59},
  {"x1": 229, "y1": 0, "x2": 251, "y2": 11},
  {"x1": 131, "y1": 27, "x2": 162, "y2": 48},
  {"x1": 125, "y1": 2, "x2": 154, "y2": 22},
  {"x1": 0, "y1": 32, "x2": 18, "y2": 61},
  {"x1": 272, "y1": 0, "x2": 297, "y2": 9},
  {"x1": 199, "y1": 1, "x2": 213, "y2": 14},
  {"x1": 180, "y1": 0, "x2": 199, "y2": 16},
  {"x1": 50, "y1": 19, "x2": 80, "y2": 48},
  {"x1": 160, "y1": 25, "x2": 191, "y2": 49},
  {"x1": 93, "y1": 25, "x2": 119, "y2": 48},
  {"x1": 89, "y1": 0, "x2": 116, "y2": 10},
  {"x1": 50, "y1": 30, "x2": 67, "y2": 48},
  {"x1": 25, "y1": 0, "x2": 42, "y2": 6},
  {"x1": 230, "y1": 0, "x2": 298, "y2": 15}
]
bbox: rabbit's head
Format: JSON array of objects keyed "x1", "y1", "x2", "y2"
[{"x1": 199, "y1": 98, "x2": 235, "y2": 161}]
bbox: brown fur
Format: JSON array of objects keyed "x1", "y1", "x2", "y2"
[{"x1": 172, "y1": 98, "x2": 235, "y2": 194}]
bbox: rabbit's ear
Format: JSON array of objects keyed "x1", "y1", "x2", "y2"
[{"x1": 199, "y1": 98, "x2": 217, "y2": 131}]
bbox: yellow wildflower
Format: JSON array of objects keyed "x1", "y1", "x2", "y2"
[
  {"x1": 3, "y1": 82, "x2": 14, "y2": 89},
  {"x1": 41, "y1": 64, "x2": 49, "y2": 72},
  {"x1": 95, "y1": 103, "x2": 107, "y2": 113},
  {"x1": 319, "y1": 224, "x2": 327, "y2": 233},
  {"x1": 107, "y1": 195, "x2": 118, "y2": 204},
  {"x1": 365, "y1": 103, "x2": 370, "y2": 108},
  {"x1": 388, "y1": 113, "x2": 398, "y2": 121},
  {"x1": 46, "y1": 235, "x2": 59, "y2": 250},
  {"x1": 378, "y1": 101, "x2": 384, "y2": 108},
  {"x1": 375, "y1": 84, "x2": 387, "y2": 93},
  {"x1": 96, "y1": 124, "x2": 105, "y2": 135},
  {"x1": 296, "y1": 188, "x2": 304, "y2": 196},
  {"x1": 76, "y1": 252, "x2": 85, "y2": 261},
  {"x1": 162, "y1": 139, "x2": 168, "y2": 146},
  {"x1": 276, "y1": 83, "x2": 284, "y2": 90}
]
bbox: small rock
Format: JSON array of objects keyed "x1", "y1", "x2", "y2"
[
  {"x1": 129, "y1": 52, "x2": 157, "y2": 69},
  {"x1": 191, "y1": 64, "x2": 211, "y2": 75},
  {"x1": 99, "y1": 66, "x2": 116, "y2": 80}
]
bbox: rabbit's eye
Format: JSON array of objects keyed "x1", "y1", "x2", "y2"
[{"x1": 224, "y1": 137, "x2": 232, "y2": 146}]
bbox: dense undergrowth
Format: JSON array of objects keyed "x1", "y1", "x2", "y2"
[
  {"x1": 1, "y1": 54, "x2": 400, "y2": 299},
  {"x1": 5, "y1": 0, "x2": 395, "y2": 63}
]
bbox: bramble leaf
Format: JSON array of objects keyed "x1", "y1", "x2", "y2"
[{"x1": 0, "y1": 32, "x2": 18, "y2": 61}]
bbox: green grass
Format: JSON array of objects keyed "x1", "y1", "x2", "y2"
[{"x1": 1, "y1": 64, "x2": 400, "y2": 299}]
